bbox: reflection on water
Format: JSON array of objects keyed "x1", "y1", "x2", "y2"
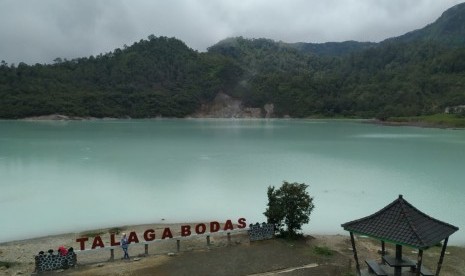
[
  {"x1": 353, "y1": 133, "x2": 431, "y2": 139},
  {"x1": 1, "y1": 119, "x2": 464, "y2": 245}
]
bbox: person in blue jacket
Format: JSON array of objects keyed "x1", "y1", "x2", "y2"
[{"x1": 120, "y1": 233, "x2": 129, "y2": 260}]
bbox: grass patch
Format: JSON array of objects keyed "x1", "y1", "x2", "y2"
[
  {"x1": 108, "y1": 227, "x2": 123, "y2": 234},
  {"x1": 0, "y1": 261, "x2": 16, "y2": 269},
  {"x1": 80, "y1": 230, "x2": 105, "y2": 237},
  {"x1": 313, "y1": 245, "x2": 334, "y2": 256},
  {"x1": 389, "y1": 114, "x2": 465, "y2": 128},
  {"x1": 276, "y1": 231, "x2": 306, "y2": 240}
]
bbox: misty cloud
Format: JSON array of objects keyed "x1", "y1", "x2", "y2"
[{"x1": 0, "y1": 0, "x2": 463, "y2": 64}]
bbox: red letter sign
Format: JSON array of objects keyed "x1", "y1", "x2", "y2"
[
  {"x1": 91, "y1": 236, "x2": 104, "y2": 249},
  {"x1": 237, "y1": 218, "x2": 247, "y2": 229},
  {"x1": 110, "y1": 233, "x2": 120, "y2": 246},
  {"x1": 195, "y1": 223, "x2": 206, "y2": 234},
  {"x1": 223, "y1": 220, "x2": 234, "y2": 231},
  {"x1": 162, "y1": 227, "x2": 173, "y2": 239},
  {"x1": 210, "y1": 221, "x2": 220, "y2": 233},
  {"x1": 181, "y1": 225, "x2": 191, "y2": 237},
  {"x1": 76, "y1": 237, "x2": 88, "y2": 250},
  {"x1": 128, "y1": 231, "x2": 139, "y2": 244},
  {"x1": 144, "y1": 229, "x2": 156, "y2": 241}
]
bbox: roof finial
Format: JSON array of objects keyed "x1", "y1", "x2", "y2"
[{"x1": 399, "y1": 194, "x2": 403, "y2": 199}]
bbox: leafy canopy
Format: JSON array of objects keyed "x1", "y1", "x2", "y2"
[{"x1": 264, "y1": 181, "x2": 315, "y2": 238}]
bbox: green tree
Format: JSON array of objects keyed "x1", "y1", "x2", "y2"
[{"x1": 264, "y1": 181, "x2": 315, "y2": 238}]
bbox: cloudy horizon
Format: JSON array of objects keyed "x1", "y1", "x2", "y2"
[{"x1": 1, "y1": 0, "x2": 463, "y2": 65}]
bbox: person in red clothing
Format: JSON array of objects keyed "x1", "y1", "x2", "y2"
[{"x1": 58, "y1": 245, "x2": 68, "y2": 256}]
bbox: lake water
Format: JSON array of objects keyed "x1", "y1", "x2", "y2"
[{"x1": 1, "y1": 119, "x2": 464, "y2": 245}]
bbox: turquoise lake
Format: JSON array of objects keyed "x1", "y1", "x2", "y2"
[{"x1": 1, "y1": 119, "x2": 464, "y2": 245}]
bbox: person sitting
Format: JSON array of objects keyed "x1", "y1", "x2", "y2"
[{"x1": 58, "y1": 245, "x2": 68, "y2": 256}]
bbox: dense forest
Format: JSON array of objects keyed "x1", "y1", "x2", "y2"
[{"x1": 1, "y1": 3, "x2": 465, "y2": 119}]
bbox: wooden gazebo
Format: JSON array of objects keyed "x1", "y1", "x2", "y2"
[{"x1": 341, "y1": 195, "x2": 459, "y2": 276}]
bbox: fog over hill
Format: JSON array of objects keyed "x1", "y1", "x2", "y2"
[{"x1": 0, "y1": 0, "x2": 463, "y2": 64}]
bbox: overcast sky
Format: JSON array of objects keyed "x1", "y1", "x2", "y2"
[{"x1": 1, "y1": 0, "x2": 463, "y2": 64}]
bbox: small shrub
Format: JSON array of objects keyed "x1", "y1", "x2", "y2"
[
  {"x1": 0, "y1": 261, "x2": 15, "y2": 269},
  {"x1": 80, "y1": 230, "x2": 105, "y2": 237},
  {"x1": 108, "y1": 227, "x2": 123, "y2": 234},
  {"x1": 277, "y1": 231, "x2": 306, "y2": 240},
  {"x1": 313, "y1": 245, "x2": 334, "y2": 256}
]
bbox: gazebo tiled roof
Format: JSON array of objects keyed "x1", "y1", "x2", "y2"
[{"x1": 341, "y1": 195, "x2": 459, "y2": 249}]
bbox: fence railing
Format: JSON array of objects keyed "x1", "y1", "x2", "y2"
[{"x1": 74, "y1": 228, "x2": 250, "y2": 264}]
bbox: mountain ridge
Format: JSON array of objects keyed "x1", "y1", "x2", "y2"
[{"x1": 383, "y1": 2, "x2": 465, "y2": 45}]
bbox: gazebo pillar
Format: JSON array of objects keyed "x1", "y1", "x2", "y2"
[
  {"x1": 381, "y1": 241, "x2": 386, "y2": 264},
  {"x1": 349, "y1": 232, "x2": 361, "y2": 276},
  {"x1": 395, "y1": 244, "x2": 402, "y2": 259},
  {"x1": 435, "y1": 237, "x2": 449, "y2": 276},
  {"x1": 415, "y1": 249, "x2": 423, "y2": 276},
  {"x1": 395, "y1": 244, "x2": 402, "y2": 276}
]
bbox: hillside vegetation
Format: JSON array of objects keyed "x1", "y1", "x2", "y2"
[{"x1": 1, "y1": 3, "x2": 465, "y2": 120}]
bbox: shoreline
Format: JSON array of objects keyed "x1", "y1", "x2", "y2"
[
  {"x1": 367, "y1": 118, "x2": 465, "y2": 130},
  {"x1": 1, "y1": 223, "x2": 464, "y2": 275},
  {"x1": 15, "y1": 114, "x2": 464, "y2": 130}
]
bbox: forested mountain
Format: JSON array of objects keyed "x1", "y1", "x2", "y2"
[
  {"x1": 1, "y1": 3, "x2": 465, "y2": 119},
  {"x1": 385, "y1": 2, "x2": 465, "y2": 46},
  {"x1": 0, "y1": 37, "x2": 242, "y2": 118},
  {"x1": 288, "y1": 41, "x2": 376, "y2": 56}
]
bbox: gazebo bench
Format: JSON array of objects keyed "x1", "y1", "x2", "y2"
[
  {"x1": 365, "y1": 259, "x2": 387, "y2": 276},
  {"x1": 419, "y1": 266, "x2": 434, "y2": 276}
]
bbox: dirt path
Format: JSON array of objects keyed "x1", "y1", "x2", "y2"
[{"x1": 62, "y1": 236, "x2": 352, "y2": 276}]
